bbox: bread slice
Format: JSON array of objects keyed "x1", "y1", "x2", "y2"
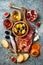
[
  {"x1": 1, "y1": 39, "x2": 9, "y2": 48},
  {"x1": 17, "y1": 54, "x2": 24, "y2": 63},
  {"x1": 23, "y1": 53, "x2": 30, "y2": 61}
]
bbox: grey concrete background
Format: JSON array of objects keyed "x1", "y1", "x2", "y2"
[{"x1": 0, "y1": 0, "x2": 43, "y2": 65}]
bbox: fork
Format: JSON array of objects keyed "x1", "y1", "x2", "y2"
[{"x1": 8, "y1": 2, "x2": 20, "y2": 10}]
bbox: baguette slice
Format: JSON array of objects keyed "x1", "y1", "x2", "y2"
[
  {"x1": 17, "y1": 54, "x2": 24, "y2": 63},
  {"x1": 1, "y1": 39, "x2": 9, "y2": 48},
  {"x1": 23, "y1": 53, "x2": 30, "y2": 61}
]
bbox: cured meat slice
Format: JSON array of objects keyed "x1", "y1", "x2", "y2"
[
  {"x1": 24, "y1": 39, "x2": 32, "y2": 52},
  {"x1": 15, "y1": 29, "x2": 34, "y2": 52}
]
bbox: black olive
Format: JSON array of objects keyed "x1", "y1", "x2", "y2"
[
  {"x1": 5, "y1": 36, "x2": 10, "y2": 39},
  {"x1": 17, "y1": 28, "x2": 20, "y2": 30},
  {"x1": 5, "y1": 31, "x2": 10, "y2": 35},
  {"x1": 22, "y1": 26, "x2": 25, "y2": 29},
  {"x1": 17, "y1": 30, "x2": 19, "y2": 33}
]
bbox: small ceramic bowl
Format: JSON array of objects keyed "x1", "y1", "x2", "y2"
[
  {"x1": 12, "y1": 21, "x2": 29, "y2": 37},
  {"x1": 3, "y1": 18, "x2": 13, "y2": 30},
  {"x1": 11, "y1": 10, "x2": 21, "y2": 22},
  {"x1": 26, "y1": 9, "x2": 38, "y2": 22}
]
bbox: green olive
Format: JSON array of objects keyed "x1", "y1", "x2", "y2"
[
  {"x1": 14, "y1": 28, "x2": 17, "y2": 33},
  {"x1": 16, "y1": 24, "x2": 20, "y2": 28},
  {"x1": 19, "y1": 24, "x2": 22, "y2": 28},
  {"x1": 14, "y1": 23, "x2": 27, "y2": 36},
  {"x1": 22, "y1": 29, "x2": 26, "y2": 34},
  {"x1": 22, "y1": 24, "x2": 25, "y2": 27}
]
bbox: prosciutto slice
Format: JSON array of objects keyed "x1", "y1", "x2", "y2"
[{"x1": 15, "y1": 29, "x2": 34, "y2": 52}]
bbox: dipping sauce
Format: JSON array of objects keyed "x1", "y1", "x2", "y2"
[{"x1": 3, "y1": 19, "x2": 13, "y2": 29}]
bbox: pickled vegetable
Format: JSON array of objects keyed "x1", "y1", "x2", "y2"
[
  {"x1": 30, "y1": 49, "x2": 40, "y2": 57},
  {"x1": 32, "y1": 42, "x2": 41, "y2": 50}
]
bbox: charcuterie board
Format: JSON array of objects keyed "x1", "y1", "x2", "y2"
[{"x1": 0, "y1": 0, "x2": 43, "y2": 65}]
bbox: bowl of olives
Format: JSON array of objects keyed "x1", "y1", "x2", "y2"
[{"x1": 12, "y1": 21, "x2": 29, "y2": 37}]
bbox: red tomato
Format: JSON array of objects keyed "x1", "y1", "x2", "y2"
[
  {"x1": 11, "y1": 57, "x2": 16, "y2": 62},
  {"x1": 4, "y1": 12, "x2": 10, "y2": 17},
  {"x1": 36, "y1": 22, "x2": 41, "y2": 28}
]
